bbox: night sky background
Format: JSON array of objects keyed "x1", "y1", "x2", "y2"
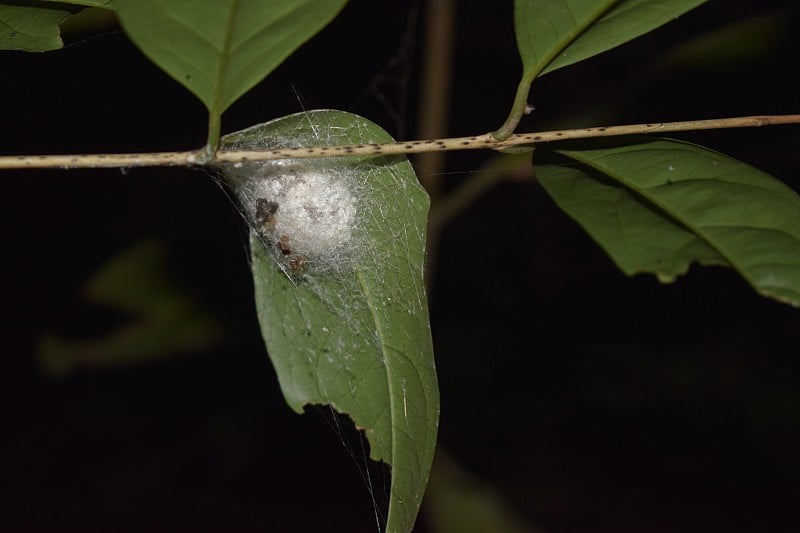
[{"x1": 3, "y1": 1, "x2": 800, "y2": 531}]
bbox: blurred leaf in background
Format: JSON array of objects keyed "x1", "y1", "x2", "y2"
[
  {"x1": 425, "y1": 450, "x2": 542, "y2": 533},
  {"x1": 652, "y1": 8, "x2": 794, "y2": 73},
  {"x1": 37, "y1": 239, "x2": 227, "y2": 378}
]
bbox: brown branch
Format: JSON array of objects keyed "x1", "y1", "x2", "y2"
[{"x1": 1, "y1": 115, "x2": 798, "y2": 170}]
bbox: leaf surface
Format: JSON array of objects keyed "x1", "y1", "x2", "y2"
[
  {"x1": 537, "y1": 139, "x2": 800, "y2": 306},
  {"x1": 220, "y1": 110, "x2": 438, "y2": 533},
  {"x1": 514, "y1": 0, "x2": 616, "y2": 81},
  {"x1": 0, "y1": 1, "x2": 112, "y2": 52},
  {"x1": 540, "y1": 0, "x2": 710, "y2": 75},
  {"x1": 497, "y1": 0, "x2": 708, "y2": 138},
  {"x1": 113, "y1": 0, "x2": 347, "y2": 119},
  {"x1": 0, "y1": 2, "x2": 75, "y2": 51}
]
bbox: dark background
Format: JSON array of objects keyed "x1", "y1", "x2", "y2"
[{"x1": 3, "y1": 0, "x2": 800, "y2": 531}]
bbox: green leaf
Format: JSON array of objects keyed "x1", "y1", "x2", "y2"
[
  {"x1": 537, "y1": 138, "x2": 800, "y2": 306},
  {"x1": 0, "y1": 2, "x2": 76, "y2": 51},
  {"x1": 515, "y1": 0, "x2": 615, "y2": 80},
  {"x1": 0, "y1": 1, "x2": 112, "y2": 52},
  {"x1": 113, "y1": 0, "x2": 348, "y2": 151},
  {"x1": 426, "y1": 451, "x2": 540, "y2": 533},
  {"x1": 541, "y1": 0, "x2": 710, "y2": 75},
  {"x1": 496, "y1": 0, "x2": 614, "y2": 138},
  {"x1": 496, "y1": 0, "x2": 708, "y2": 139},
  {"x1": 220, "y1": 110, "x2": 438, "y2": 533},
  {"x1": 37, "y1": 240, "x2": 226, "y2": 378}
]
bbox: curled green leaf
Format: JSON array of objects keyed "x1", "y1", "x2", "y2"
[
  {"x1": 537, "y1": 138, "x2": 800, "y2": 306},
  {"x1": 219, "y1": 110, "x2": 439, "y2": 533}
]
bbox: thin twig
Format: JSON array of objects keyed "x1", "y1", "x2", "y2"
[
  {"x1": 1, "y1": 115, "x2": 798, "y2": 170},
  {"x1": 429, "y1": 152, "x2": 534, "y2": 230},
  {"x1": 0, "y1": 150, "x2": 203, "y2": 170}
]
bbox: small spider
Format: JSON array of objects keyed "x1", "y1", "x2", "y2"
[
  {"x1": 288, "y1": 255, "x2": 308, "y2": 275},
  {"x1": 278, "y1": 234, "x2": 292, "y2": 255},
  {"x1": 276, "y1": 234, "x2": 308, "y2": 276},
  {"x1": 255, "y1": 198, "x2": 279, "y2": 228}
]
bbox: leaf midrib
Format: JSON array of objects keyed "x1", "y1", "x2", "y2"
[
  {"x1": 212, "y1": 0, "x2": 239, "y2": 115},
  {"x1": 355, "y1": 269, "x2": 395, "y2": 462},
  {"x1": 527, "y1": 0, "x2": 621, "y2": 80},
  {"x1": 561, "y1": 150, "x2": 799, "y2": 292}
]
